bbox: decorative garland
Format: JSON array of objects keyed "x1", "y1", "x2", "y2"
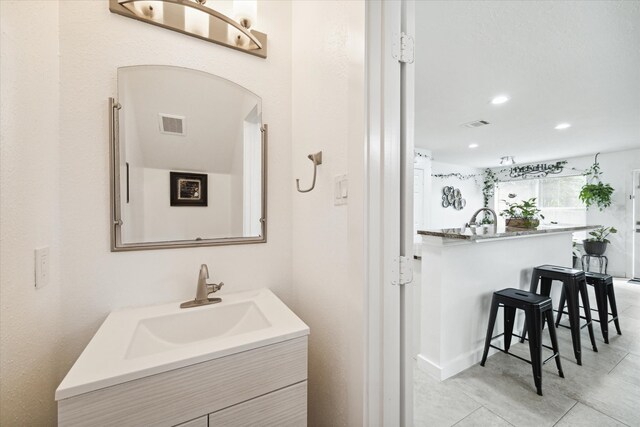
[
  {"x1": 482, "y1": 169, "x2": 498, "y2": 208},
  {"x1": 431, "y1": 172, "x2": 480, "y2": 181},
  {"x1": 509, "y1": 161, "x2": 567, "y2": 179}
]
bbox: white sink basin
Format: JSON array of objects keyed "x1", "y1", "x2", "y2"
[
  {"x1": 126, "y1": 301, "x2": 271, "y2": 359},
  {"x1": 56, "y1": 289, "x2": 308, "y2": 400}
]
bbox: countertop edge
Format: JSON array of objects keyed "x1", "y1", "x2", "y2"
[{"x1": 418, "y1": 225, "x2": 599, "y2": 241}]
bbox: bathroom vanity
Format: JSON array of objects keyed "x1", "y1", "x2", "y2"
[
  {"x1": 416, "y1": 225, "x2": 595, "y2": 381},
  {"x1": 56, "y1": 289, "x2": 309, "y2": 426}
]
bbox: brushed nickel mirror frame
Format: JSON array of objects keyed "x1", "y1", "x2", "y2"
[
  {"x1": 109, "y1": 0, "x2": 267, "y2": 59},
  {"x1": 109, "y1": 98, "x2": 267, "y2": 251}
]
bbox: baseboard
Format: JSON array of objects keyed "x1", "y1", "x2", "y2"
[
  {"x1": 416, "y1": 339, "x2": 502, "y2": 381},
  {"x1": 416, "y1": 354, "x2": 443, "y2": 380}
]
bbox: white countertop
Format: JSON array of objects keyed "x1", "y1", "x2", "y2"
[{"x1": 55, "y1": 288, "x2": 309, "y2": 400}]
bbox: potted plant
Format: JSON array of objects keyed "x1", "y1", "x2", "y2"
[
  {"x1": 579, "y1": 153, "x2": 614, "y2": 210},
  {"x1": 583, "y1": 226, "x2": 617, "y2": 255},
  {"x1": 500, "y1": 195, "x2": 545, "y2": 229}
]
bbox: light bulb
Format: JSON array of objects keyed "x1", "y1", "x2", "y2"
[{"x1": 233, "y1": 0, "x2": 257, "y2": 29}]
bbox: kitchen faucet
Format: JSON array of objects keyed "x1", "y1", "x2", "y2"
[
  {"x1": 466, "y1": 208, "x2": 498, "y2": 234},
  {"x1": 180, "y1": 264, "x2": 224, "y2": 308}
]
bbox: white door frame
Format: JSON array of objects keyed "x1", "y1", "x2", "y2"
[
  {"x1": 632, "y1": 169, "x2": 640, "y2": 279},
  {"x1": 364, "y1": 1, "x2": 414, "y2": 425},
  {"x1": 400, "y1": 1, "x2": 416, "y2": 425}
]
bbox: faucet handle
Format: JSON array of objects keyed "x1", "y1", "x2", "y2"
[{"x1": 207, "y1": 281, "x2": 224, "y2": 295}]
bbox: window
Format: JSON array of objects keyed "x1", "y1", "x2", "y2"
[{"x1": 495, "y1": 176, "x2": 587, "y2": 233}]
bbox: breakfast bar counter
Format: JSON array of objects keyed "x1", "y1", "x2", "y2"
[
  {"x1": 418, "y1": 224, "x2": 596, "y2": 241},
  {"x1": 416, "y1": 225, "x2": 596, "y2": 381}
]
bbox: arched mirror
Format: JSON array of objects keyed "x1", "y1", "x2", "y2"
[{"x1": 110, "y1": 65, "x2": 266, "y2": 251}]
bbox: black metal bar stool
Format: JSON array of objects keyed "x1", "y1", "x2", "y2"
[
  {"x1": 481, "y1": 288, "x2": 564, "y2": 396},
  {"x1": 556, "y1": 272, "x2": 621, "y2": 344},
  {"x1": 521, "y1": 265, "x2": 598, "y2": 365}
]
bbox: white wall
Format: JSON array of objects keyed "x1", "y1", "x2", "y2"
[
  {"x1": 1, "y1": 1, "x2": 293, "y2": 425},
  {"x1": 427, "y1": 161, "x2": 484, "y2": 229},
  {"x1": 141, "y1": 169, "x2": 232, "y2": 241},
  {"x1": 291, "y1": 1, "x2": 366, "y2": 425},
  {"x1": 0, "y1": 2, "x2": 63, "y2": 424}
]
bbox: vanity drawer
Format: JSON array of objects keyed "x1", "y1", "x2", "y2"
[
  {"x1": 58, "y1": 336, "x2": 307, "y2": 427},
  {"x1": 209, "y1": 381, "x2": 307, "y2": 427}
]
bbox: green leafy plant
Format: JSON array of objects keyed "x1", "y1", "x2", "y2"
[
  {"x1": 500, "y1": 196, "x2": 545, "y2": 221},
  {"x1": 579, "y1": 153, "x2": 614, "y2": 210},
  {"x1": 585, "y1": 226, "x2": 617, "y2": 243}
]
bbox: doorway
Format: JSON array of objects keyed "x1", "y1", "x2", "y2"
[{"x1": 402, "y1": 1, "x2": 640, "y2": 426}]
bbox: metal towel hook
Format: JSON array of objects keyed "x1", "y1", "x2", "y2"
[{"x1": 296, "y1": 151, "x2": 323, "y2": 193}]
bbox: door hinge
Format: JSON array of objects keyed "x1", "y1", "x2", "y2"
[
  {"x1": 392, "y1": 256, "x2": 413, "y2": 286},
  {"x1": 392, "y1": 32, "x2": 414, "y2": 64}
]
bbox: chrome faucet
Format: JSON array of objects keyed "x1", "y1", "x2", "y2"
[
  {"x1": 466, "y1": 208, "x2": 498, "y2": 234},
  {"x1": 180, "y1": 264, "x2": 224, "y2": 308}
]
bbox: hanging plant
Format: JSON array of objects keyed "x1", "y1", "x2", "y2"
[
  {"x1": 480, "y1": 169, "x2": 499, "y2": 224},
  {"x1": 579, "y1": 153, "x2": 614, "y2": 210}
]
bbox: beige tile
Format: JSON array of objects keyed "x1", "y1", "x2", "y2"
[
  {"x1": 620, "y1": 305, "x2": 640, "y2": 321},
  {"x1": 555, "y1": 403, "x2": 627, "y2": 427},
  {"x1": 454, "y1": 407, "x2": 512, "y2": 427},
  {"x1": 447, "y1": 353, "x2": 576, "y2": 427},
  {"x1": 608, "y1": 353, "x2": 640, "y2": 387},
  {"x1": 578, "y1": 371, "x2": 640, "y2": 426},
  {"x1": 607, "y1": 317, "x2": 640, "y2": 356},
  {"x1": 414, "y1": 366, "x2": 481, "y2": 427}
]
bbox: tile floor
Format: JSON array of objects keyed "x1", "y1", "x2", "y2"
[{"x1": 414, "y1": 278, "x2": 640, "y2": 427}]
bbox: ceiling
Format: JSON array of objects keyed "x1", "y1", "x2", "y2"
[
  {"x1": 120, "y1": 66, "x2": 260, "y2": 173},
  {"x1": 415, "y1": 1, "x2": 640, "y2": 167}
]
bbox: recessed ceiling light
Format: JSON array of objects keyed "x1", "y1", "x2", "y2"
[
  {"x1": 491, "y1": 95, "x2": 510, "y2": 105},
  {"x1": 555, "y1": 123, "x2": 571, "y2": 130},
  {"x1": 468, "y1": 143, "x2": 479, "y2": 149}
]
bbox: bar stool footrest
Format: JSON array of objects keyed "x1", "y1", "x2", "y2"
[
  {"x1": 488, "y1": 332, "x2": 558, "y2": 361},
  {"x1": 555, "y1": 309, "x2": 617, "y2": 326}
]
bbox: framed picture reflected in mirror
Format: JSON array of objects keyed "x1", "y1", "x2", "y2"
[{"x1": 170, "y1": 172, "x2": 208, "y2": 207}]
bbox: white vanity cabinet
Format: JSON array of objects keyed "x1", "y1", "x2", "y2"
[
  {"x1": 56, "y1": 290, "x2": 310, "y2": 427},
  {"x1": 58, "y1": 336, "x2": 308, "y2": 426}
]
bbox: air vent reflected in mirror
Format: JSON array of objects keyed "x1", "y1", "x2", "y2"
[{"x1": 159, "y1": 114, "x2": 186, "y2": 136}]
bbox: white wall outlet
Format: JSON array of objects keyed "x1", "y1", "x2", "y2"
[
  {"x1": 34, "y1": 247, "x2": 50, "y2": 288},
  {"x1": 334, "y1": 174, "x2": 348, "y2": 206}
]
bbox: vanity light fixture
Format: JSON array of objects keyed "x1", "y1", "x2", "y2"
[
  {"x1": 109, "y1": 0, "x2": 267, "y2": 58},
  {"x1": 468, "y1": 143, "x2": 479, "y2": 149},
  {"x1": 554, "y1": 123, "x2": 572, "y2": 130},
  {"x1": 500, "y1": 156, "x2": 516, "y2": 166},
  {"x1": 490, "y1": 95, "x2": 510, "y2": 105}
]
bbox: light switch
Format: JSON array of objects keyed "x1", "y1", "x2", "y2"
[
  {"x1": 35, "y1": 247, "x2": 49, "y2": 289},
  {"x1": 334, "y1": 174, "x2": 348, "y2": 205}
]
